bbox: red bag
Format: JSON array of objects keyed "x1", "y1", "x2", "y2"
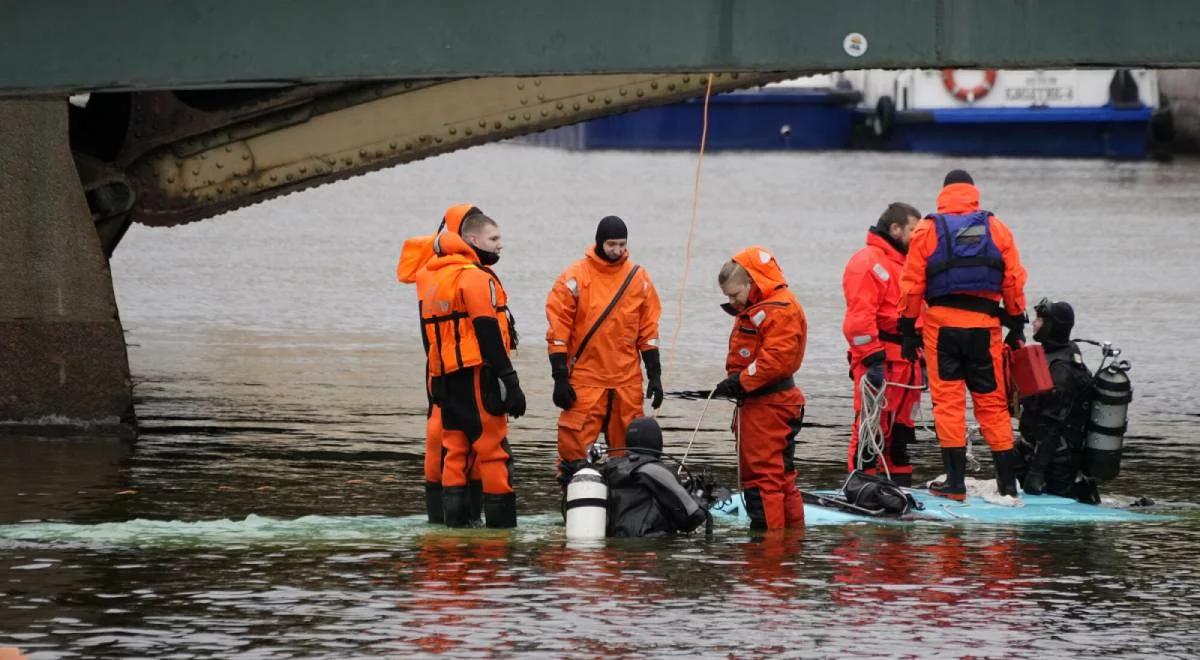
[{"x1": 1010, "y1": 344, "x2": 1054, "y2": 398}]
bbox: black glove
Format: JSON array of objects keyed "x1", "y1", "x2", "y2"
[
  {"x1": 642, "y1": 349, "x2": 664, "y2": 410},
  {"x1": 1004, "y1": 313, "x2": 1027, "y2": 349},
  {"x1": 500, "y1": 370, "x2": 526, "y2": 418},
  {"x1": 549, "y1": 353, "x2": 576, "y2": 410},
  {"x1": 898, "y1": 317, "x2": 921, "y2": 362},
  {"x1": 713, "y1": 373, "x2": 744, "y2": 399},
  {"x1": 863, "y1": 351, "x2": 886, "y2": 389}
]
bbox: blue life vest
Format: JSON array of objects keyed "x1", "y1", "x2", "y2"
[{"x1": 924, "y1": 211, "x2": 1005, "y2": 300}]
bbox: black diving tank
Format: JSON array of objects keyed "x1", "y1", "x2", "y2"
[{"x1": 1083, "y1": 360, "x2": 1132, "y2": 481}]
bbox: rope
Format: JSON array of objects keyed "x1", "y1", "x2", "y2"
[
  {"x1": 676, "y1": 387, "x2": 717, "y2": 476},
  {"x1": 854, "y1": 376, "x2": 891, "y2": 479},
  {"x1": 658, "y1": 72, "x2": 715, "y2": 416}
]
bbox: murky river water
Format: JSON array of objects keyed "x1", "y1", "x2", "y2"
[{"x1": 3, "y1": 145, "x2": 1200, "y2": 658}]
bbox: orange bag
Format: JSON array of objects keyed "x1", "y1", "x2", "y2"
[{"x1": 1010, "y1": 344, "x2": 1054, "y2": 398}]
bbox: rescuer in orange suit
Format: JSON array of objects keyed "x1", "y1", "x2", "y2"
[
  {"x1": 899, "y1": 170, "x2": 1029, "y2": 500},
  {"x1": 545, "y1": 216, "x2": 662, "y2": 481},
  {"x1": 712, "y1": 247, "x2": 806, "y2": 530},
  {"x1": 397, "y1": 204, "x2": 496, "y2": 524},
  {"x1": 419, "y1": 210, "x2": 525, "y2": 527},
  {"x1": 841, "y1": 202, "x2": 924, "y2": 485}
]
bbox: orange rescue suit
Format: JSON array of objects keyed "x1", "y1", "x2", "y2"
[
  {"x1": 724, "y1": 247, "x2": 806, "y2": 530},
  {"x1": 397, "y1": 204, "x2": 485, "y2": 510},
  {"x1": 899, "y1": 183, "x2": 1028, "y2": 452},
  {"x1": 842, "y1": 229, "x2": 922, "y2": 476},
  {"x1": 545, "y1": 248, "x2": 661, "y2": 461}
]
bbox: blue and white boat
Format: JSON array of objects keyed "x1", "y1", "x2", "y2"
[
  {"x1": 847, "y1": 68, "x2": 1171, "y2": 159},
  {"x1": 519, "y1": 75, "x2": 861, "y2": 151}
]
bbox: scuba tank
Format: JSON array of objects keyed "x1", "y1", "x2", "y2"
[
  {"x1": 564, "y1": 466, "x2": 607, "y2": 540},
  {"x1": 1083, "y1": 342, "x2": 1133, "y2": 481}
]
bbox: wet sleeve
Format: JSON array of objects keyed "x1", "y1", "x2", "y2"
[
  {"x1": 545, "y1": 266, "x2": 578, "y2": 356},
  {"x1": 738, "y1": 307, "x2": 802, "y2": 393},
  {"x1": 635, "y1": 462, "x2": 708, "y2": 533},
  {"x1": 898, "y1": 222, "x2": 934, "y2": 319},
  {"x1": 637, "y1": 270, "x2": 662, "y2": 352},
  {"x1": 991, "y1": 216, "x2": 1028, "y2": 316},
  {"x1": 842, "y1": 259, "x2": 886, "y2": 363}
]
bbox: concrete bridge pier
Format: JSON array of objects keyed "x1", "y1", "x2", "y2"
[{"x1": 0, "y1": 98, "x2": 135, "y2": 438}]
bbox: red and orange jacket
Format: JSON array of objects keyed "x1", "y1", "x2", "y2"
[
  {"x1": 899, "y1": 183, "x2": 1028, "y2": 321},
  {"x1": 398, "y1": 204, "x2": 513, "y2": 377},
  {"x1": 725, "y1": 247, "x2": 807, "y2": 400},
  {"x1": 545, "y1": 247, "x2": 660, "y2": 388},
  {"x1": 842, "y1": 229, "x2": 909, "y2": 365}
]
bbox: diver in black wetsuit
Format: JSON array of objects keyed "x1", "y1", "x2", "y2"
[
  {"x1": 1016, "y1": 299, "x2": 1100, "y2": 504},
  {"x1": 600, "y1": 417, "x2": 710, "y2": 537}
]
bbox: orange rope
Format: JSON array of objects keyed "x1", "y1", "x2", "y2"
[{"x1": 660, "y1": 73, "x2": 714, "y2": 409}]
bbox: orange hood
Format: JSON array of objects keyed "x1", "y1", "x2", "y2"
[
  {"x1": 397, "y1": 203, "x2": 480, "y2": 282},
  {"x1": 935, "y1": 183, "x2": 981, "y2": 215},
  {"x1": 732, "y1": 246, "x2": 788, "y2": 302}
]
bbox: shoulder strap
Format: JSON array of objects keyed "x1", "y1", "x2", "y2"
[{"x1": 573, "y1": 265, "x2": 641, "y2": 365}]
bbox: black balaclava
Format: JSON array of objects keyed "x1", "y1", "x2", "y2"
[
  {"x1": 1034, "y1": 300, "x2": 1075, "y2": 346},
  {"x1": 594, "y1": 215, "x2": 628, "y2": 262},
  {"x1": 943, "y1": 169, "x2": 975, "y2": 186},
  {"x1": 472, "y1": 243, "x2": 500, "y2": 266},
  {"x1": 626, "y1": 416, "x2": 663, "y2": 455}
]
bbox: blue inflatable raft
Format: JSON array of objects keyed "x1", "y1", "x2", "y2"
[{"x1": 711, "y1": 489, "x2": 1163, "y2": 525}]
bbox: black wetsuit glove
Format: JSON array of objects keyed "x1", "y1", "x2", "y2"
[
  {"x1": 549, "y1": 352, "x2": 576, "y2": 411},
  {"x1": 473, "y1": 317, "x2": 525, "y2": 418},
  {"x1": 898, "y1": 317, "x2": 921, "y2": 362},
  {"x1": 713, "y1": 373, "x2": 745, "y2": 399},
  {"x1": 863, "y1": 350, "x2": 886, "y2": 389},
  {"x1": 1004, "y1": 312, "x2": 1027, "y2": 350},
  {"x1": 642, "y1": 349, "x2": 664, "y2": 410}
]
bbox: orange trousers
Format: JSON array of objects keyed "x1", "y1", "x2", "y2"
[
  {"x1": 556, "y1": 383, "x2": 644, "y2": 463},
  {"x1": 847, "y1": 359, "x2": 921, "y2": 475},
  {"x1": 922, "y1": 306, "x2": 1014, "y2": 452},
  {"x1": 438, "y1": 368, "x2": 514, "y2": 495},
  {"x1": 734, "y1": 391, "x2": 806, "y2": 530},
  {"x1": 424, "y1": 405, "x2": 480, "y2": 485}
]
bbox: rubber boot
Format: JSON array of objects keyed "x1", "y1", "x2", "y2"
[
  {"x1": 468, "y1": 480, "x2": 484, "y2": 527},
  {"x1": 743, "y1": 487, "x2": 768, "y2": 531},
  {"x1": 992, "y1": 450, "x2": 1020, "y2": 498},
  {"x1": 483, "y1": 492, "x2": 518, "y2": 529},
  {"x1": 890, "y1": 472, "x2": 913, "y2": 488},
  {"x1": 928, "y1": 447, "x2": 967, "y2": 501},
  {"x1": 424, "y1": 482, "x2": 444, "y2": 524},
  {"x1": 443, "y1": 486, "x2": 472, "y2": 528}
]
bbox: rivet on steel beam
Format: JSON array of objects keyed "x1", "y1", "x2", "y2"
[
  {"x1": 555, "y1": 102, "x2": 564, "y2": 110},
  {"x1": 405, "y1": 143, "x2": 413, "y2": 150},
  {"x1": 465, "y1": 128, "x2": 473, "y2": 136},
  {"x1": 523, "y1": 112, "x2": 531, "y2": 120},
  {"x1": 299, "y1": 167, "x2": 307, "y2": 174},
  {"x1": 286, "y1": 174, "x2": 293, "y2": 182},
  {"x1": 517, "y1": 81, "x2": 525, "y2": 90},
  {"x1": 650, "y1": 82, "x2": 659, "y2": 90},
  {"x1": 216, "y1": 186, "x2": 224, "y2": 194},
  {"x1": 537, "y1": 94, "x2": 545, "y2": 101},
  {"x1": 216, "y1": 162, "x2": 224, "y2": 169},
  {"x1": 533, "y1": 79, "x2": 542, "y2": 87},
  {"x1": 167, "y1": 177, "x2": 175, "y2": 184},
  {"x1": 449, "y1": 128, "x2": 457, "y2": 135},
  {"x1": 683, "y1": 76, "x2": 691, "y2": 83},
  {"x1": 604, "y1": 96, "x2": 612, "y2": 104},
  {"x1": 508, "y1": 113, "x2": 517, "y2": 120},
  {"x1": 191, "y1": 169, "x2": 200, "y2": 175},
  {"x1": 206, "y1": 179, "x2": 214, "y2": 185},
  {"x1": 344, "y1": 157, "x2": 354, "y2": 165},
  {"x1": 636, "y1": 90, "x2": 644, "y2": 98},
  {"x1": 359, "y1": 149, "x2": 368, "y2": 157},
  {"x1": 573, "y1": 102, "x2": 580, "y2": 111},
  {"x1": 521, "y1": 98, "x2": 529, "y2": 105},
  {"x1": 390, "y1": 142, "x2": 398, "y2": 150},
  {"x1": 420, "y1": 135, "x2": 429, "y2": 142},
  {"x1": 435, "y1": 137, "x2": 443, "y2": 143},
  {"x1": 493, "y1": 121, "x2": 502, "y2": 129},
  {"x1": 668, "y1": 83, "x2": 676, "y2": 91},
  {"x1": 587, "y1": 95, "x2": 595, "y2": 103},
  {"x1": 242, "y1": 154, "x2": 250, "y2": 161},
  {"x1": 270, "y1": 174, "x2": 278, "y2": 182},
  {"x1": 541, "y1": 110, "x2": 548, "y2": 118},
  {"x1": 199, "y1": 153, "x2": 207, "y2": 160},
  {"x1": 479, "y1": 120, "x2": 487, "y2": 128},
  {"x1": 225, "y1": 146, "x2": 232, "y2": 153},
  {"x1": 619, "y1": 88, "x2": 627, "y2": 96}
]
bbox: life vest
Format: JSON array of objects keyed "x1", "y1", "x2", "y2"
[
  {"x1": 924, "y1": 211, "x2": 1005, "y2": 300},
  {"x1": 421, "y1": 261, "x2": 513, "y2": 377}
]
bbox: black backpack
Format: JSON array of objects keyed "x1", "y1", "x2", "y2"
[{"x1": 841, "y1": 470, "x2": 922, "y2": 515}]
